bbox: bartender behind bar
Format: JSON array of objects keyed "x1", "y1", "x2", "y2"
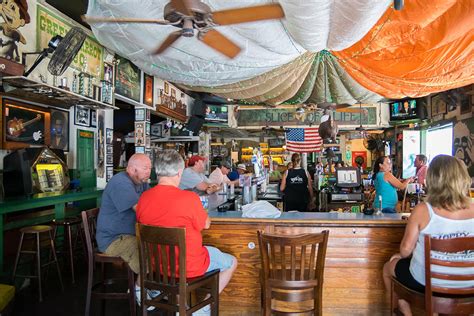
[{"x1": 179, "y1": 155, "x2": 220, "y2": 195}]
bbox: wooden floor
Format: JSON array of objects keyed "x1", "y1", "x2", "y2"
[{"x1": 203, "y1": 220, "x2": 406, "y2": 315}]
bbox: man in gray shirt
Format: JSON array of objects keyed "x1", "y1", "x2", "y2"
[{"x1": 179, "y1": 155, "x2": 220, "y2": 195}]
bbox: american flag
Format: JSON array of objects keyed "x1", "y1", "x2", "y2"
[{"x1": 285, "y1": 127, "x2": 322, "y2": 153}]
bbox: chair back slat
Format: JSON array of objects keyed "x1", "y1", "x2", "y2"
[
  {"x1": 299, "y1": 245, "x2": 306, "y2": 280},
  {"x1": 431, "y1": 258, "x2": 474, "y2": 268},
  {"x1": 424, "y1": 234, "x2": 474, "y2": 314},
  {"x1": 290, "y1": 245, "x2": 296, "y2": 280}
]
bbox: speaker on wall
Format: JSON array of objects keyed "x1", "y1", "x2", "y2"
[
  {"x1": 190, "y1": 98, "x2": 207, "y2": 117},
  {"x1": 186, "y1": 116, "x2": 205, "y2": 135},
  {"x1": 417, "y1": 98, "x2": 428, "y2": 120}
]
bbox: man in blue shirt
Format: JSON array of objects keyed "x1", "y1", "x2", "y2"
[{"x1": 96, "y1": 153, "x2": 154, "y2": 307}]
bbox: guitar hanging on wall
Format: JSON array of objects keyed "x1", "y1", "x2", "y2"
[{"x1": 7, "y1": 114, "x2": 42, "y2": 138}]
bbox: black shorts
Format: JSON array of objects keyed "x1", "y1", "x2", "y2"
[{"x1": 394, "y1": 257, "x2": 425, "y2": 293}]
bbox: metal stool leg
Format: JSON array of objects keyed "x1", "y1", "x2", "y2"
[
  {"x1": 66, "y1": 225, "x2": 75, "y2": 284},
  {"x1": 36, "y1": 232, "x2": 43, "y2": 302},
  {"x1": 11, "y1": 232, "x2": 25, "y2": 283},
  {"x1": 49, "y1": 230, "x2": 64, "y2": 291}
]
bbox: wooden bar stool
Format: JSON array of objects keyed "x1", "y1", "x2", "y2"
[
  {"x1": 51, "y1": 216, "x2": 85, "y2": 284},
  {"x1": 82, "y1": 208, "x2": 136, "y2": 316},
  {"x1": 258, "y1": 230, "x2": 329, "y2": 316},
  {"x1": 12, "y1": 225, "x2": 64, "y2": 302}
]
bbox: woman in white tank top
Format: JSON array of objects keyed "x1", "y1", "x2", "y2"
[{"x1": 382, "y1": 155, "x2": 474, "y2": 316}]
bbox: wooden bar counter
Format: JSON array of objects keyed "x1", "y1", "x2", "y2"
[{"x1": 203, "y1": 210, "x2": 407, "y2": 315}]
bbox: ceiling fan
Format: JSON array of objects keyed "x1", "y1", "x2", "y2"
[
  {"x1": 316, "y1": 61, "x2": 352, "y2": 111},
  {"x1": 83, "y1": 0, "x2": 285, "y2": 58}
]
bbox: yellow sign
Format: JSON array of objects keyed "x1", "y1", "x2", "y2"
[
  {"x1": 37, "y1": 5, "x2": 103, "y2": 77},
  {"x1": 79, "y1": 131, "x2": 94, "y2": 138}
]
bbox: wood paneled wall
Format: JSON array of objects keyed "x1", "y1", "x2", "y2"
[{"x1": 202, "y1": 220, "x2": 405, "y2": 315}]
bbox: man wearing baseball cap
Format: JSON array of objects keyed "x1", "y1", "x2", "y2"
[
  {"x1": 209, "y1": 161, "x2": 239, "y2": 186},
  {"x1": 179, "y1": 155, "x2": 220, "y2": 195}
]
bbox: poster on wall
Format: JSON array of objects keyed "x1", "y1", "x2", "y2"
[
  {"x1": 143, "y1": 74, "x2": 154, "y2": 107},
  {"x1": 37, "y1": 5, "x2": 104, "y2": 76},
  {"x1": 115, "y1": 56, "x2": 141, "y2": 102},
  {"x1": 50, "y1": 109, "x2": 69, "y2": 152},
  {"x1": 156, "y1": 80, "x2": 187, "y2": 121},
  {"x1": 351, "y1": 151, "x2": 367, "y2": 169},
  {"x1": 402, "y1": 130, "x2": 421, "y2": 179},
  {"x1": 0, "y1": 0, "x2": 31, "y2": 61},
  {"x1": 454, "y1": 120, "x2": 474, "y2": 176},
  {"x1": 97, "y1": 110, "x2": 105, "y2": 178},
  {"x1": 2, "y1": 99, "x2": 49, "y2": 148}
]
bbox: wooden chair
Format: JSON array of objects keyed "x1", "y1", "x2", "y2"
[
  {"x1": 136, "y1": 223, "x2": 220, "y2": 315},
  {"x1": 257, "y1": 230, "x2": 329, "y2": 316},
  {"x1": 391, "y1": 234, "x2": 474, "y2": 315},
  {"x1": 81, "y1": 208, "x2": 136, "y2": 316}
]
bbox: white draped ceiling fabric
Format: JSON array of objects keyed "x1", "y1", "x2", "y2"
[{"x1": 87, "y1": 0, "x2": 392, "y2": 89}]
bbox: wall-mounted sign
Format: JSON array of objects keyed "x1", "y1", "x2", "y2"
[
  {"x1": 237, "y1": 107, "x2": 377, "y2": 127},
  {"x1": 37, "y1": 5, "x2": 104, "y2": 77},
  {"x1": 155, "y1": 80, "x2": 187, "y2": 122}
]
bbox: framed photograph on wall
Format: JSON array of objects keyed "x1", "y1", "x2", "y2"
[
  {"x1": 2, "y1": 98, "x2": 50, "y2": 149},
  {"x1": 74, "y1": 106, "x2": 90, "y2": 127},
  {"x1": 143, "y1": 74, "x2": 154, "y2": 107},
  {"x1": 106, "y1": 166, "x2": 113, "y2": 182},
  {"x1": 106, "y1": 128, "x2": 113, "y2": 144},
  {"x1": 151, "y1": 124, "x2": 162, "y2": 137},
  {"x1": 106, "y1": 154, "x2": 113, "y2": 164},
  {"x1": 106, "y1": 145, "x2": 113, "y2": 154},
  {"x1": 90, "y1": 110, "x2": 97, "y2": 128},
  {"x1": 431, "y1": 94, "x2": 447, "y2": 117},
  {"x1": 164, "y1": 81, "x2": 169, "y2": 94},
  {"x1": 115, "y1": 56, "x2": 141, "y2": 102},
  {"x1": 103, "y1": 62, "x2": 114, "y2": 83},
  {"x1": 135, "y1": 146, "x2": 145, "y2": 154},
  {"x1": 50, "y1": 109, "x2": 69, "y2": 152},
  {"x1": 135, "y1": 108, "x2": 145, "y2": 121},
  {"x1": 171, "y1": 88, "x2": 176, "y2": 98}
]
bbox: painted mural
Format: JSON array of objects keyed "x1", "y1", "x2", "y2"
[
  {"x1": 0, "y1": 0, "x2": 30, "y2": 61},
  {"x1": 454, "y1": 119, "x2": 474, "y2": 176}
]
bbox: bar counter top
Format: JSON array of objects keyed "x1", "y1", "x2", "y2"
[{"x1": 208, "y1": 210, "x2": 407, "y2": 226}]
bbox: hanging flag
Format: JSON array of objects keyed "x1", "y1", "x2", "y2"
[{"x1": 285, "y1": 127, "x2": 322, "y2": 153}]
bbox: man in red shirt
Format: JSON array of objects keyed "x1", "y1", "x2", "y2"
[{"x1": 136, "y1": 149, "x2": 237, "y2": 315}]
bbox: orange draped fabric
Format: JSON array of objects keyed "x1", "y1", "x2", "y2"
[{"x1": 333, "y1": 0, "x2": 474, "y2": 98}]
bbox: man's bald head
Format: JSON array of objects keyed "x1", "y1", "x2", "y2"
[{"x1": 126, "y1": 153, "x2": 152, "y2": 184}]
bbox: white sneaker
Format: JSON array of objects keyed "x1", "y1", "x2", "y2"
[
  {"x1": 193, "y1": 304, "x2": 211, "y2": 316},
  {"x1": 135, "y1": 285, "x2": 156, "y2": 311},
  {"x1": 175, "y1": 304, "x2": 211, "y2": 316}
]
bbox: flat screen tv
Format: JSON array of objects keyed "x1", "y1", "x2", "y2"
[
  {"x1": 389, "y1": 99, "x2": 419, "y2": 121},
  {"x1": 205, "y1": 105, "x2": 228, "y2": 124},
  {"x1": 336, "y1": 167, "x2": 361, "y2": 188}
]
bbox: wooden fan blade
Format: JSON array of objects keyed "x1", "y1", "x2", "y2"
[
  {"x1": 170, "y1": 0, "x2": 193, "y2": 16},
  {"x1": 334, "y1": 103, "x2": 352, "y2": 109},
  {"x1": 153, "y1": 31, "x2": 181, "y2": 54},
  {"x1": 200, "y1": 29, "x2": 241, "y2": 58},
  {"x1": 336, "y1": 108, "x2": 364, "y2": 113},
  {"x1": 82, "y1": 15, "x2": 169, "y2": 25},
  {"x1": 211, "y1": 4, "x2": 284, "y2": 26}
]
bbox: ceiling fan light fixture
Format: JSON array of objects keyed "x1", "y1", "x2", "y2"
[{"x1": 181, "y1": 18, "x2": 194, "y2": 37}]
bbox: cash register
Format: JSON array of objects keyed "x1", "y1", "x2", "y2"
[{"x1": 329, "y1": 167, "x2": 364, "y2": 202}]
